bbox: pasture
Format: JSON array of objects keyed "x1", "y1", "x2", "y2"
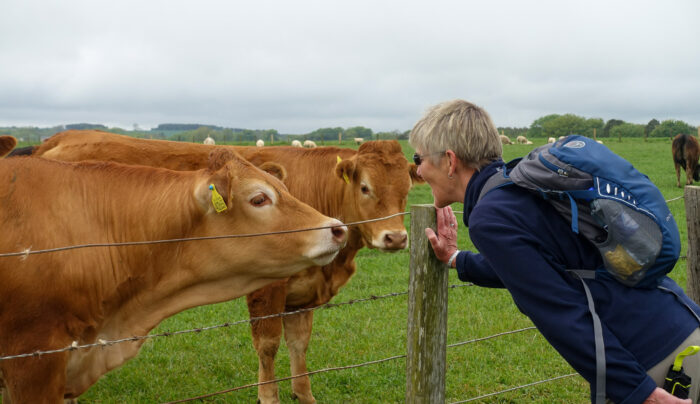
[{"x1": 5, "y1": 137, "x2": 689, "y2": 403}]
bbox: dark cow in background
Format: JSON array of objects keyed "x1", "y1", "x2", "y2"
[
  {"x1": 8, "y1": 130, "x2": 422, "y2": 404},
  {"x1": 672, "y1": 133, "x2": 700, "y2": 187}
]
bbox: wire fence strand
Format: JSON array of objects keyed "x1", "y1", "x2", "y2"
[
  {"x1": 449, "y1": 373, "x2": 579, "y2": 404},
  {"x1": 0, "y1": 212, "x2": 410, "y2": 258},
  {"x1": 0, "y1": 283, "x2": 477, "y2": 362},
  {"x1": 2, "y1": 193, "x2": 684, "y2": 259},
  {"x1": 162, "y1": 320, "x2": 539, "y2": 404}
]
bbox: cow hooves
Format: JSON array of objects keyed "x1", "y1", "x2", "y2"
[{"x1": 291, "y1": 392, "x2": 316, "y2": 404}]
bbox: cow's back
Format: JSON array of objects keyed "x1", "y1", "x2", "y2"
[{"x1": 35, "y1": 130, "x2": 214, "y2": 170}]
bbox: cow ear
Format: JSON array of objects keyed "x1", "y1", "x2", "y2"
[
  {"x1": 409, "y1": 163, "x2": 424, "y2": 186},
  {"x1": 0, "y1": 136, "x2": 17, "y2": 158},
  {"x1": 335, "y1": 158, "x2": 356, "y2": 184},
  {"x1": 196, "y1": 171, "x2": 233, "y2": 214},
  {"x1": 258, "y1": 162, "x2": 287, "y2": 182},
  {"x1": 207, "y1": 148, "x2": 236, "y2": 172}
]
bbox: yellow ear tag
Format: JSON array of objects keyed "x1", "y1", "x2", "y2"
[
  {"x1": 336, "y1": 155, "x2": 350, "y2": 184},
  {"x1": 209, "y1": 184, "x2": 228, "y2": 213}
]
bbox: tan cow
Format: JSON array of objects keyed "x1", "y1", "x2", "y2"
[
  {"x1": 15, "y1": 130, "x2": 422, "y2": 403},
  {"x1": 0, "y1": 147, "x2": 347, "y2": 403}
]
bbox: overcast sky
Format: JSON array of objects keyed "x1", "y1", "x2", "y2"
[{"x1": 1, "y1": 0, "x2": 698, "y2": 134}]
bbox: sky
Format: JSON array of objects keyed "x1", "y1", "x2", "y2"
[{"x1": 1, "y1": 0, "x2": 699, "y2": 134}]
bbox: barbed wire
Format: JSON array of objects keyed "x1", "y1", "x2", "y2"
[
  {"x1": 666, "y1": 195, "x2": 684, "y2": 203},
  {"x1": 162, "y1": 353, "x2": 408, "y2": 403},
  {"x1": 1, "y1": 192, "x2": 686, "y2": 259},
  {"x1": 449, "y1": 373, "x2": 579, "y2": 403},
  {"x1": 0, "y1": 287, "x2": 416, "y2": 362},
  {"x1": 162, "y1": 322, "x2": 535, "y2": 404},
  {"x1": 447, "y1": 326, "x2": 537, "y2": 349},
  {"x1": 0, "y1": 212, "x2": 410, "y2": 258},
  {"x1": 0, "y1": 283, "x2": 477, "y2": 362}
]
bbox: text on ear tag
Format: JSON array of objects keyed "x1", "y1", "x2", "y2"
[
  {"x1": 209, "y1": 184, "x2": 228, "y2": 213},
  {"x1": 336, "y1": 155, "x2": 350, "y2": 184}
]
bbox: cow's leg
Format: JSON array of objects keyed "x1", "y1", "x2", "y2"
[
  {"x1": 676, "y1": 163, "x2": 682, "y2": 187},
  {"x1": 2, "y1": 387, "x2": 12, "y2": 404},
  {"x1": 247, "y1": 281, "x2": 287, "y2": 404},
  {"x1": 687, "y1": 162, "x2": 694, "y2": 185},
  {"x1": 1, "y1": 354, "x2": 67, "y2": 404},
  {"x1": 283, "y1": 310, "x2": 316, "y2": 404}
]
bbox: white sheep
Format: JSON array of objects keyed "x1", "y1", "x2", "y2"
[
  {"x1": 354, "y1": 137, "x2": 364, "y2": 145},
  {"x1": 203, "y1": 136, "x2": 215, "y2": 145},
  {"x1": 256, "y1": 139, "x2": 265, "y2": 147},
  {"x1": 291, "y1": 140, "x2": 302, "y2": 147},
  {"x1": 547, "y1": 137, "x2": 556, "y2": 144},
  {"x1": 303, "y1": 140, "x2": 317, "y2": 148},
  {"x1": 516, "y1": 135, "x2": 533, "y2": 145},
  {"x1": 499, "y1": 135, "x2": 513, "y2": 145}
]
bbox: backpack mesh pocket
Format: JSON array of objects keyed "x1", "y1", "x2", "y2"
[{"x1": 591, "y1": 199, "x2": 662, "y2": 286}]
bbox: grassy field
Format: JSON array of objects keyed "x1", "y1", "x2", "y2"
[{"x1": 9, "y1": 137, "x2": 692, "y2": 403}]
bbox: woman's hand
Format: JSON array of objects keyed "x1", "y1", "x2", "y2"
[
  {"x1": 425, "y1": 206, "x2": 459, "y2": 267},
  {"x1": 643, "y1": 387, "x2": 691, "y2": 403}
]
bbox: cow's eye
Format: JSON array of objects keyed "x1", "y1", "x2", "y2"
[
  {"x1": 250, "y1": 193, "x2": 271, "y2": 207},
  {"x1": 360, "y1": 184, "x2": 370, "y2": 195}
]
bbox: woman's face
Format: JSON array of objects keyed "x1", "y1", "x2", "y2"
[{"x1": 415, "y1": 150, "x2": 452, "y2": 208}]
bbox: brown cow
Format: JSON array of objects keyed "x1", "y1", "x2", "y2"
[
  {"x1": 14, "y1": 130, "x2": 422, "y2": 403},
  {"x1": 0, "y1": 147, "x2": 347, "y2": 403},
  {"x1": 672, "y1": 133, "x2": 700, "y2": 187}
]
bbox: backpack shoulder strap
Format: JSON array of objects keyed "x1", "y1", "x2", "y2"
[{"x1": 477, "y1": 159, "x2": 520, "y2": 203}]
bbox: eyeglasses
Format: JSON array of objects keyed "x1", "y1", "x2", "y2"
[{"x1": 413, "y1": 151, "x2": 445, "y2": 166}]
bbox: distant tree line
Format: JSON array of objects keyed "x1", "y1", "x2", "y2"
[
  {"x1": 511, "y1": 114, "x2": 696, "y2": 140},
  {"x1": 2, "y1": 115, "x2": 697, "y2": 146}
]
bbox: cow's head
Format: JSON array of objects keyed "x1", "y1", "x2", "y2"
[
  {"x1": 0, "y1": 136, "x2": 17, "y2": 158},
  {"x1": 198, "y1": 149, "x2": 348, "y2": 278},
  {"x1": 335, "y1": 140, "x2": 423, "y2": 251}
]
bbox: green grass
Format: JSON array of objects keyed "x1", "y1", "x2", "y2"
[{"x1": 11, "y1": 137, "x2": 692, "y2": 403}]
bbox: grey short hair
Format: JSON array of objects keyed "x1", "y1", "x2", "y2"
[{"x1": 409, "y1": 100, "x2": 502, "y2": 169}]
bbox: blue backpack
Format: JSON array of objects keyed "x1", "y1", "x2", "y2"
[
  {"x1": 479, "y1": 135, "x2": 685, "y2": 402},
  {"x1": 479, "y1": 135, "x2": 681, "y2": 289}
]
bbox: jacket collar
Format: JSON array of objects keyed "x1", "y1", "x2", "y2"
[{"x1": 462, "y1": 159, "x2": 504, "y2": 227}]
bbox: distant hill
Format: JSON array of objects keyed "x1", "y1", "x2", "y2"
[
  {"x1": 66, "y1": 123, "x2": 108, "y2": 130},
  {"x1": 154, "y1": 123, "x2": 226, "y2": 132}
]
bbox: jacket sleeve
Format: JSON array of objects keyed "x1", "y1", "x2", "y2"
[
  {"x1": 454, "y1": 250, "x2": 505, "y2": 288},
  {"x1": 468, "y1": 206, "x2": 657, "y2": 404}
]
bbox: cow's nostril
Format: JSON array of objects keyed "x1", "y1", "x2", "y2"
[
  {"x1": 331, "y1": 226, "x2": 347, "y2": 244},
  {"x1": 384, "y1": 233, "x2": 407, "y2": 248}
]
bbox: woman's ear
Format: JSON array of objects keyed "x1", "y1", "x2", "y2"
[
  {"x1": 409, "y1": 163, "x2": 424, "y2": 186},
  {"x1": 445, "y1": 150, "x2": 458, "y2": 178},
  {"x1": 335, "y1": 158, "x2": 356, "y2": 184}
]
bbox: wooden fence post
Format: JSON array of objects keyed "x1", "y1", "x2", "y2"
[
  {"x1": 406, "y1": 204, "x2": 448, "y2": 403},
  {"x1": 685, "y1": 186, "x2": 700, "y2": 304}
]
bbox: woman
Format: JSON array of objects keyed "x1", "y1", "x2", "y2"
[{"x1": 409, "y1": 99, "x2": 700, "y2": 404}]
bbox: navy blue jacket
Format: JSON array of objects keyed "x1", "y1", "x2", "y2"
[{"x1": 454, "y1": 160, "x2": 700, "y2": 404}]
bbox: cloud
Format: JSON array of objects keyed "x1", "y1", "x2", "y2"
[{"x1": 1, "y1": 0, "x2": 698, "y2": 133}]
